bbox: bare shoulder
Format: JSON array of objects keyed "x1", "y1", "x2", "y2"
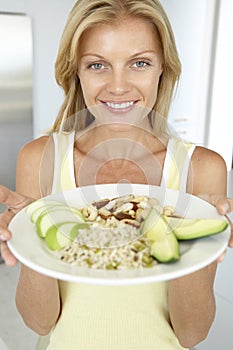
[
  {"x1": 192, "y1": 146, "x2": 226, "y2": 169},
  {"x1": 20, "y1": 135, "x2": 50, "y2": 151},
  {"x1": 189, "y1": 146, "x2": 227, "y2": 195},
  {"x1": 17, "y1": 136, "x2": 51, "y2": 165},
  {"x1": 16, "y1": 136, "x2": 52, "y2": 198}
]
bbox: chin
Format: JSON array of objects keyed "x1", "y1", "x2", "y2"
[{"x1": 104, "y1": 122, "x2": 136, "y2": 132}]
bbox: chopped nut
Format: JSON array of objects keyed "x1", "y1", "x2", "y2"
[
  {"x1": 114, "y1": 212, "x2": 134, "y2": 220},
  {"x1": 137, "y1": 200, "x2": 150, "y2": 209},
  {"x1": 98, "y1": 207, "x2": 112, "y2": 219},
  {"x1": 92, "y1": 198, "x2": 110, "y2": 209},
  {"x1": 135, "y1": 207, "x2": 143, "y2": 219},
  {"x1": 128, "y1": 209, "x2": 136, "y2": 217},
  {"x1": 105, "y1": 199, "x2": 116, "y2": 211},
  {"x1": 82, "y1": 205, "x2": 98, "y2": 221},
  {"x1": 163, "y1": 205, "x2": 174, "y2": 217},
  {"x1": 114, "y1": 202, "x2": 134, "y2": 214},
  {"x1": 114, "y1": 194, "x2": 134, "y2": 203},
  {"x1": 131, "y1": 196, "x2": 148, "y2": 203}
]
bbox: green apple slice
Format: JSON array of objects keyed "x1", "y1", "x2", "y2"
[
  {"x1": 150, "y1": 233, "x2": 180, "y2": 263},
  {"x1": 45, "y1": 222, "x2": 89, "y2": 251},
  {"x1": 167, "y1": 217, "x2": 229, "y2": 240},
  {"x1": 25, "y1": 199, "x2": 65, "y2": 216},
  {"x1": 141, "y1": 208, "x2": 180, "y2": 262},
  {"x1": 31, "y1": 204, "x2": 65, "y2": 223},
  {"x1": 141, "y1": 208, "x2": 172, "y2": 239},
  {"x1": 36, "y1": 206, "x2": 85, "y2": 238}
]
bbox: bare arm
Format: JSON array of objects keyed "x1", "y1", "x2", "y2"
[
  {"x1": 15, "y1": 137, "x2": 60, "y2": 335},
  {"x1": 168, "y1": 147, "x2": 227, "y2": 348}
]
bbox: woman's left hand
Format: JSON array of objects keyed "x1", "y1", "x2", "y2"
[{"x1": 198, "y1": 194, "x2": 233, "y2": 261}]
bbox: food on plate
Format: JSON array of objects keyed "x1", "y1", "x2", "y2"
[
  {"x1": 25, "y1": 199, "x2": 64, "y2": 217},
  {"x1": 35, "y1": 205, "x2": 84, "y2": 238},
  {"x1": 141, "y1": 208, "x2": 179, "y2": 262},
  {"x1": 167, "y1": 217, "x2": 228, "y2": 240},
  {"x1": 25, "y1": 195, "x2": 160, "y2": 269},
  {"x1": 140, "y1": 207, "x2": 228, "y2": 262},
  {"x1": 25, "y1": 194, "x2": 229, "y2": 269},
  {"x1": 45, "y1": 222, "x2": 89, "y2": 251},
  {"x1": 58, "y1": 236, "x2": 154, "y2": 269}
]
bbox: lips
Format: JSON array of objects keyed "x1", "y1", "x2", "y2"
[
  {"x1": 93, "y1": 99, "x2": 146, "y2": 127},
  {"x1": 105, "y1": 101, "x2": 134, "y2": 109},
  {"x1": 100, "y1": 100, "x2": 138, "y2": 114}
]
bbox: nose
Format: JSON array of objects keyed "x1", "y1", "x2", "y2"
[{"x1": 106, "y1": 69, "x2": 131, "y2": 95}]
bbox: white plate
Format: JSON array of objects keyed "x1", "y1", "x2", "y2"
[{"x1": 8, "y1": 184, "x2": 230, "y2": 285}]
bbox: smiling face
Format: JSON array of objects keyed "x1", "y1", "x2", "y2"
[{"x1": 77, "y1": 17, "x2": 164, "y2": 131}]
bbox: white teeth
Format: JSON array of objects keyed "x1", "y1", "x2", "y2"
[{"x1": 106, "y1": 101, "x2": 134, "y2": 109}]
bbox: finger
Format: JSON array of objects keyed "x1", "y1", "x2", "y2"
[
  {"x1": 0, "y1": 241, "x2": 18, "y2": 267},
  {"x1": 0, "y1": 210, "x2": 14, "y2": 239},
  {"x1": 227, "y1": 221, "x2": 233, "y2": 248},
  {"x1": 197, "y1": 193, "x2": 233, "y2": 249},
  {"x1": 0, "y1": 185, "x2": 32, "y2": 211},
  {"x1": 216, "y1": 250, "x2": 227, "y2": 263},
  {"x1": 198, "y1": 193, "x2": 233, "y2": 215},
  {"x1": 215, "y1": 199, "x2": 233, "y2": 216}
]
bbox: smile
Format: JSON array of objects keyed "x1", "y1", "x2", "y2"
[{"x1": 105, "y1": 101, "x2": 134, "y2": 110}]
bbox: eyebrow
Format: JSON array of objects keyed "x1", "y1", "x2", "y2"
[
  {"x1": 80, "y1": 50, "x2": 158, "y2": 59},
  {"x1": 131, "y1": 50, "x2": 158, "y2": 57}
]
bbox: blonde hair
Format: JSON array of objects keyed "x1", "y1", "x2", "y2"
[{"x1": 51, "y1": 0, "x2": 181, "y2": 134}]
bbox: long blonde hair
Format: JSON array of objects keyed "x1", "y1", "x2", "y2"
[{"x1": 51, "y1": 0, "x2": 181, "y2": 134}]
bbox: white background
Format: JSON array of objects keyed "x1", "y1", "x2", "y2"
[{"x1": 0, "y1": 1, "x2": 233, "y2": 349}]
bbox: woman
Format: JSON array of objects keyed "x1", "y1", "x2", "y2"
[{"x1": 1, "y1": 0, "x2": 233, "y2": 349}]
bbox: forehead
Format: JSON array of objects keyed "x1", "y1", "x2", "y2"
[{"x1": 78, "y1": 17, "x2": 162, "y2": 56}]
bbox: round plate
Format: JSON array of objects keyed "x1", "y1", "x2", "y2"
[{"x1": 8, "y1": 184, "x2": 230, "y2": 285}]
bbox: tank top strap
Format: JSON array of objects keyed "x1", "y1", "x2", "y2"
[
  {"x1": 51, "y1": 133, "x2": 195, "y2": 193},
  {"x1": 51, "y1": 131, "x2": 76, "y2": 194},
  {"x1": 163, "y1": 138, "x2": 196, "y2": 192}
]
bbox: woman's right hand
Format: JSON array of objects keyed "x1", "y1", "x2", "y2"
[{"x1": 0, "y1": 185, "x2": 33, "y2": 267}]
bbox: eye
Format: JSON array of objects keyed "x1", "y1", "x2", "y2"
[
  {"x1": 89, "y1": 63, "x2": 104, "y2": 70},
  {"x1": 132, "y1": 61, "x2": 149, "y2": 68}
]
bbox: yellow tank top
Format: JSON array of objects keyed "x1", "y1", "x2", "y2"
[{"x1": 37, "y1": 132, "x2": 195, "y2": 350}]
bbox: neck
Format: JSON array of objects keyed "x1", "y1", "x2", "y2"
[{"x1": 77, "y1": 118, "x2": 158, "y2": 160}]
